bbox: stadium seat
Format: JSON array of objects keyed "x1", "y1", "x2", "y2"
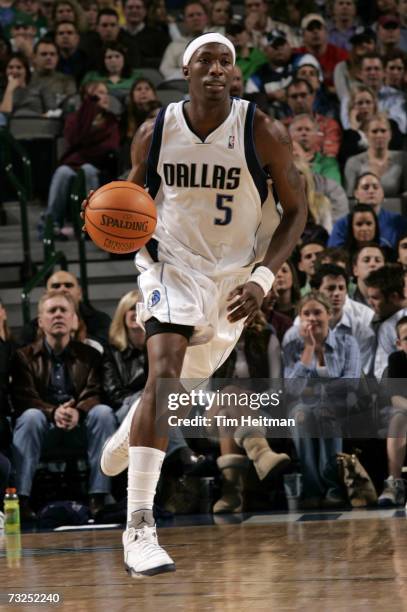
[
  {"x1": 157, "y1": 89, "x2": 187, "y2": 106},
  {"x1": 8, "y1": 116, "x2": 62, "y2": 140},
  {"x1": 157, "y1": 78, "x2": 189, "y2": 94}
]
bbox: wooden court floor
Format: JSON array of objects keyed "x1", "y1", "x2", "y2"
[{"x1": 0, "y1": 515, "x2": 406, "y2": 611}]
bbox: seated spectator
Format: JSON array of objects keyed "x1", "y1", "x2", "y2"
[
  {"x1": 294, "y1": 54, "x2": 339, "y2": 119},
  {"x1": 21, "y1": 270, "x2": 112, "y2": 346},
  {"x1": 31, "y1": 38, "x2": 77, "y2": 106},
  {"x1": 210, "y1": 309, "x2": 290, "y2": 514},
  {"x1": 295, "y1": 159, "x2": 333, "y2": 235},
  {"x1": 11, "y1": 291, "x2": 117, "y2": 520},
  {"x1": 41, "y1": 80, "x2": 120, "y2": 237},
  {"x1": 159, "y1": 1, "x2": 208, "y2": 80},
  {"x1": 344, "y1": 203, "x2": 391, "y2": 255},
  {"x1": 245, "y1": 30, "x2": 296, "y2": 104},
  {"x1": 208, "y1": 0, "x2": 232, "y2": 35},
  {"x1": 119, "y1": 78, "x2": 161, "y2": 173},
  {"x1": 328, "y1": 173, "x2": 407, "y2": 249},
  {"x1": 383, "y1": 49, "x2": 406, "y2": 90},
  {"x1": 103, "y1": 289, "x2": 206, "y2": 475},
  {"x1": 120, "y1": 0, "x2": 170, "y2": 69},
  {"x1": 294, "y1": 13, "x2": 349, "y2": 90},
  {"x1": 55, "y1": 21, "x2": 91, "y2": 85},
  {"x1": 82, "y1": 41, "x2": 141, "y2": 97},
  {"x1": 82, "y1": 0, "x2": 98, "y2": 32},
  {"x1": 283, "y1": 263, "x2": 375, "y2": 374},
  {"x1": 0, "y1": 298, "x2": 18, "y2": 415},
  {"x1": 289, "y1": 114, "x2": 342, "y2": 184},
  {"x1": 340, "y1": 53, "x2": 407, "y2": 135},
  {"x1": 314, "y1": 246, "x2": 349, "y2": 270},
  {"x1": 283, "y1": 291, "x2": 361, "y2": 508},
  {"x1": 333, "y1": 26, "x2": 376, "y2": 100},
  {"x1": 225, "y1": 22, "x2": 267, "y2": 83},
  {"x1": 52, "y1": 0, "x2": 87, "y2": 33},
  {"x1": 365, "y1": 265, "x2": 407, "y2": 379},
  {"x1": 261, "y1": 289, "x2": 293, "y2": 343},
  {"x1": 297, "y1": 239, "x2": 326, "y2": 295},
  {"x1": 351, "y1": 243, "x2": 386, "y2": 305},
  {"x1": 8, "y1": 12, "x2": 38, "y2": 58},
  {"x1": 327, "y1": 0, "x2": 359, "y2": 51},
  {"x1": 396, "y1": 232, "x2": 407, "y2": 270},
  {"x1": 147, "y1": 0, "x2": 183, "y2": 43},
  {"x1": 243, "y1": 0, "x2": 301, "y2": 48},
  {"x1": 81, "y1": 8, "x2": 139, "y2": 70},
  {"x1": 282, "y1": 78, "x2": 342, "y2": 157},
  {"x1": 0, "y1": 51, "x2": 56, "y2": 117},
  {"x1": 376, "y1": 13, "x2": 403, "y2": 56},
  {"x1": 344, "y1": 113, "x2": 407, "y2": 197},
  {"x1": 377, "y1": 316, "x2": 407, "y2": 507},
  {"x1": 273, "y1": 259, "x2": 301, "y2": 321},
  {"x1": 338, "y1": 84, "x2": 403, "y2": 169}
]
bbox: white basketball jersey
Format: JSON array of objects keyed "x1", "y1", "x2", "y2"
[{"x1": 141, "y1": 98, "x2": 281, "y2": 277}]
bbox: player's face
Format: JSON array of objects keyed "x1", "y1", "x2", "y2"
[
  {"x1": 185, "y1": 43, "x2": 234, "y2": 101},
  {"x1": 353, "y1": 247, "x2": 385, "y2": 280}
]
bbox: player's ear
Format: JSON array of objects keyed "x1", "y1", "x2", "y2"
[{"x1": 183, "y1": 65, "x2": 190, "y2": 80}]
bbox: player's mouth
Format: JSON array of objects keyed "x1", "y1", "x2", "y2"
[{"x1": 205, "y1": 81, "x2": 225, "y2": 90}]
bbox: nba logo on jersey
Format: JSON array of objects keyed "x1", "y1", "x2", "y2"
[
  {"x1": 148, "y1": 289, "x2": 161, "y2": 307},
  {"x1": 228, "y1": 135, "x2": 235, "y2": 149}
]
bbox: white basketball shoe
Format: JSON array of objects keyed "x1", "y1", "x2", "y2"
[
  {"x1": 123, "y1": 509, "x2": 176, "y2": 577},
  {"x1": 100, "y1": 398, "x2": 140, "y2": 476}
]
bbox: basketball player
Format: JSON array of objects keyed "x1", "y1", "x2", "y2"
[{"x1": 98, "y1": 33, "x2": 307, "y2": 577}]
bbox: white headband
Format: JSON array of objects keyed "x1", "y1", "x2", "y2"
[{"x1": 182, "y1": 33, "x2": 236, "y2": 67}]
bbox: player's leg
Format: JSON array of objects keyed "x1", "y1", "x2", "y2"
[{"x1": 123, "y1": 327, "x2": 191, "y2": 577}]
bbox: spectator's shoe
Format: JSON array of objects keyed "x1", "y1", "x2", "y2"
[
  {"x1": 123, "y1": 509, "x2": 176, "y2": 577},
  {"x1": 213, "y1": 454, "x2": 249, "y2": 514},
  {"x1": 100, "y1": 398, "x2": 140, "y2": 476},
  {"x1": 378, "y1": 477, "x2": 406, "y2": 507}
]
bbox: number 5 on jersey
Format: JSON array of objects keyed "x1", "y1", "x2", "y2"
[{"x1": 215, "y1": 194, "x2": 233, "y2": 226}]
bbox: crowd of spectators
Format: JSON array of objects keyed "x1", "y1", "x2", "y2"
[{"x1": 1, "y1": 0, "x2": 407, "y2": 518}]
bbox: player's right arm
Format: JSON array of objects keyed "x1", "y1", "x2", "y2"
[{"x1": 127, "y1": 119, "x2": 155, "y2": 188}]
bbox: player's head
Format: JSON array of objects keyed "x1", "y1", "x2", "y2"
[{"x1": 182, "y1": 32, "x2": 236, "y2": 101}]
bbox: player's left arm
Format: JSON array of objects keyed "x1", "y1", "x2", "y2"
[{"x1": 227, "y1": 112, "x2": 307, "y2": 324}]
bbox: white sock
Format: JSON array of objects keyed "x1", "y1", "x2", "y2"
[{"x1": 127, "y1": 446, "x2": 165, "y2": 524}]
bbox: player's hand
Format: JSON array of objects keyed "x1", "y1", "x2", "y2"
[
  {"x1": 80, "y1": 190, "x2": 95, "y2": 232},
  {"x1": 226, "y1": 281, "x2": 264, "y2": 325}
]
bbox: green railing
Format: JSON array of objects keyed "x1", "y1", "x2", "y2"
[
  {"x1": 69, "y1": 169, "x2": 89, "y2": 303},
  {"x1": 0, "y1": 129, "x2": 35, "y2": 281}
]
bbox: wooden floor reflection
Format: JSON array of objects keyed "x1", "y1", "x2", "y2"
[{"x1": 1, "y1": 515, "x2": 406, "y2": 611}]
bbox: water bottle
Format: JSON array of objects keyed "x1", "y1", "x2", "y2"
[{"x1": 4, "y1": 488, "x2": 20, "y2": 534}]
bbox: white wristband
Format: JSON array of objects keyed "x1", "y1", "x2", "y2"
[{"x1": 249, "y1": 266, "x2": 275, "y2": 297}]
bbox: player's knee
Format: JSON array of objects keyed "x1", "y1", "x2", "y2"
[{"x1": 148, "y1": 355, "x2": 183, "y2": 381}]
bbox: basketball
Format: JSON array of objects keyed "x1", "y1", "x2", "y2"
[{"x1": 84, "y1": 181, "x2": 157, "y2": 254}]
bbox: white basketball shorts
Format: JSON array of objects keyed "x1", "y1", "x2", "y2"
[{"x1": 135, "y1": 248, "x2": 251, "y2": 382}]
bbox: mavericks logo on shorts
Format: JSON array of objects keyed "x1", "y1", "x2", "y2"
[{"x1": 148, "y1": 289, "x2": 161, "y2": 308}]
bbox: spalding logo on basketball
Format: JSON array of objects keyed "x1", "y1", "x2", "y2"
[{"x1": 84, "y1": 181, "x2": 157, "y2": 254}]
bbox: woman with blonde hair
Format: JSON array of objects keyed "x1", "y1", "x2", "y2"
[
  {"x1": 344, "y1": 112, "x2": 407, "y2": 196},
  {"x1": 295, "y1": 160, "x2": 333, "y2": 234}
]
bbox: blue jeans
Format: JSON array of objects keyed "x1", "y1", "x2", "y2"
[
  {"x1": 45, "y1": 163, "x2": 100, "y2": 227},
  {"x1": 290, "y1": 403, "x2": 342, "y2": 498},
  {"x1": 12, "y1": 406, "x2": 117, "y2": 496}
]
